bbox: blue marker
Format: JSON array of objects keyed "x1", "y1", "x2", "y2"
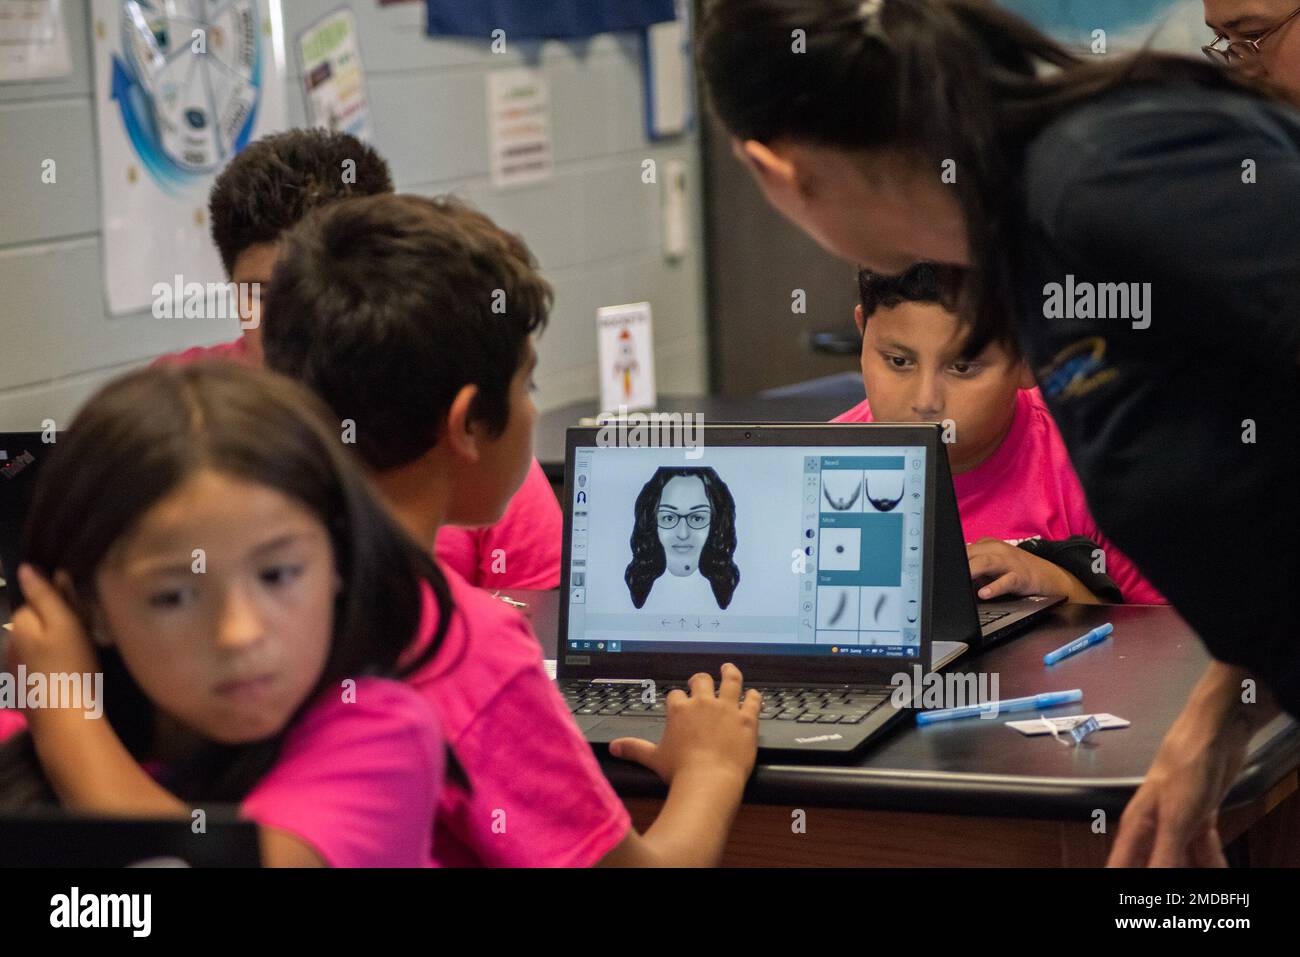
[
  {"x1": 916, "y1": 689, "x2": 1082, "y2": 725},
  {"x1": 1044, "y1": 622, "x2": 1114, "y2": 666}
]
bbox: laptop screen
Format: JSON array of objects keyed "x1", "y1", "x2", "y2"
[{"x1": 563, "y1": 436, "x2": 928, "y2": 664}]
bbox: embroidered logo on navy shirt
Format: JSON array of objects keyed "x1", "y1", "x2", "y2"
[{"x1": 1038, "y1": 337, "x2": 1118, "y2": 402}]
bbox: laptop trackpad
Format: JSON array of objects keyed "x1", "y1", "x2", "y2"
[{"x1": 595, "y1": 717, "x2": 665, "y2": 744}]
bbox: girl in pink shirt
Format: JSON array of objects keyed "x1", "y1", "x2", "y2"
[
  {"x1": 0, "y1": 364, "x2": 454, "y2": 866},
  {"x1": 836, "y1": 265, "x2": 1163, "y2": 605}
]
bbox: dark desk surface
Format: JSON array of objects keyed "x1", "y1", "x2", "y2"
[
  {"x1": 535, "y1": 394, "x2": 857, "y2": 483},
  {"x1": 501, "y1": 591, "x2": 1300, "y2": 821}
]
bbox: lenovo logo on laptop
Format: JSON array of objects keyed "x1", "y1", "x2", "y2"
[
  {"x1": 794, "y1": 733, "x2": 844, "y2": 745},
  {"x1": 0, "y1": 449, "x2": 36, "y2": 481}
]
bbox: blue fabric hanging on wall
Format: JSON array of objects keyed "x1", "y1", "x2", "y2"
[{"x1": 426, "y1": 0, "x2": 677, "y2": 40}]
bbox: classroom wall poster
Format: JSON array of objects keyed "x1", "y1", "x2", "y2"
[
  {"x1": 426, "y1": 0, "x2": 676, "y2": 40},
  {"x1": 0, "y1": 0, "x2": 71, "y2": 81},
  {"x1": 598, "y1": 302, "x2": 657, "y2": 413},
  {"x1": 91, "y1": 0, "x2": 287, "y2": 316},
  {"x1": 998, "y1": 0, "x2": 1206, "y2": 51},
  {"x1": 644, "y1": 0, "x2": 693, "y2": 140},
  {"x1": 297, "y1": 6, "x2": 373, "y2": 143},
  {"x1": 487, "y1": 67, "x2": 553, "y2": 189}
]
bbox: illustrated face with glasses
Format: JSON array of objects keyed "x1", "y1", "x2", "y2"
[
  {"x1": 1204, "y1": 1, "x2": 1300, "y2": 86},
  {"x1": 656, "y1": 475, "x2": 713, "y2": 577}
]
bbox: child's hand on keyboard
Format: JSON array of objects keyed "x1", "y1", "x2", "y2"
[
  {"x1": 609, "y1": 663, "x2": 760, "y2": 786},
  {"x1": 966, "y1": 538, "x2": 1098, "y2": 604}
]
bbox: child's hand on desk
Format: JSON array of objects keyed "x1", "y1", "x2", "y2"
[
  {"x1": 9, "y1": 565, "x2": 100, "y2": 688},
  {"x1": 966, "y1": 538, "x2": 1098, "y2": 604},
  {"x1": 609, "y1": 663, "x2": 760, "y2": 787}
]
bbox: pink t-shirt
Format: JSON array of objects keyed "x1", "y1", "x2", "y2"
[
  {"x1": 408, "y1": 564, "x2": 630, "y2": 867},
  {"x1": 153, "y1": 337, "x2": 563, "y2": 591},
  {"x1": 1, "y1": 678, "x2": 443, "y2": 865},
  {"x1": 435, "y1": 459, "x2": 562, "y2": 590},
  {"x1": 0, "y1": 707, "x2": 24, "y2": 742},
  {"x1": 198, "y1": 678, "x2": 441, "y2": 868},
  {"x1": 835, "y1": 389, "x2": 1165, "y2": 604},
  {"x1": 151, "y1": 336, "x2": 253, "y2": 367}
]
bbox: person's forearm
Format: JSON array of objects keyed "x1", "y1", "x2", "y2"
[
  {"x1": 1186, "y1": 662, "x2": 1279, "y2": 744},
  {"x1": 637, "y1": 765, "x2": 748, "y2": 866},
  {"x1": 27, "y1": 709, "x2": 189, "y2": 816},
  {"x1": 1056, "y1": 570, "x2": 1101, "y2": 605}
]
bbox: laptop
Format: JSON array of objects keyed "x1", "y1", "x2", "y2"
[
  {"x1": 0, "y1": 431, "x2": 53, "y2": 611},
  {"x1": 0, "y1": 809, "x2": 260, "y2": 867},
  {"x1": 924, "y1": 429, "x2": 1066, "y2": 663},
  {"x1": 551, "y1": 424, "x2": 909, "y2": 755},
  {"x1": 555, "y1": 422, "x2": 1063, "y2": 756}
]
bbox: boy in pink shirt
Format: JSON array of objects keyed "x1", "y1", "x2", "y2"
[
  {"x1": 838, "y1": 265, "x2": 1162, "y2": 605},
  {"x1": 404, "y1": 567, "x2": 629, "y2": 865},
  {"x1": 152, "y1": 129, "x2": 561, "y2": 590},
  {"x1": 265, "y1": 193, "x2": 762, "y2": 867}
]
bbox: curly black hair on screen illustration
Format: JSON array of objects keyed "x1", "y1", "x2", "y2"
[{"x1": 625, "y1": 467, "x2": 740, "y2": 609}]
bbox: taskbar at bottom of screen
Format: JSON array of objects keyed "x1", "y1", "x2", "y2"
[{"x1": 565, "y1": 639, "x2": 918, "y2": 657}]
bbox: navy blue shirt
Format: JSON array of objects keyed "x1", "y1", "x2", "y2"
[{"x1": 1017, "y1": 83, "x2": 1300, "y2": 716}]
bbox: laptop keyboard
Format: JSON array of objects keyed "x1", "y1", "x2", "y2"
[
  {"x1": 559, "y1": 680, "x2": 891, "y2": 725},
  {"x1": 978, "y1": 609, "x2": 1011, "y2": 626}
]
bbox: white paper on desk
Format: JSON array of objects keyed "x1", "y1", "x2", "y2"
[
  {"x1": 543, "y1": 659, "x2": 556, "y2": 680},
  {"x1": 1006, "y1": 713, "x2": 1130, "y2": 736}
]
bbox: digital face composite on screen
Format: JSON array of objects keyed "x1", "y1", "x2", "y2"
[{"x1": 565, "y1": 443, "x2": 927, "y2": 659}]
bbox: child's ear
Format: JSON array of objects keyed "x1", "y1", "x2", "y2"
[
  {"x1": 854, "y1": 304, "x2": 866, "y2": 338},
  {"x1": 444, "y1": 384, "x2": 483, "y2": 464},
  {"x1": 737, "y1": 138, "x2": 797, "y2": 187}
]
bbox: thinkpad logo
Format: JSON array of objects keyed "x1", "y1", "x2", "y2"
[{"x1": 793, "y1": 733, "x2": 843, "y2": 744}]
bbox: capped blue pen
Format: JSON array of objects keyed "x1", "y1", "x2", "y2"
[
  {"x1": 916, "y1": 689, "x2": 1082, "y2": 725},
  {"x1": 1044, "y1": 622, "x2": 1114, "y2": 666}
]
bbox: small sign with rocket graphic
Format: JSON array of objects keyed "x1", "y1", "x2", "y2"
[{"x1": 597, "y1": 301, "x2": 657, "y2": 413}]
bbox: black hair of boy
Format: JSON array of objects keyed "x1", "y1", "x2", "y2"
[
  {"x1": 856, "y1": 262, "x2": 1010, "y2": 358},
  {"x1": 857, "y1": 262, "x2": 937, "y2": 319},
  {"x1": 857, "y1": 262, "x2": 960, "y2": 320},
  {"x1": 262, "y1": 194, "x2": 552, "y2": 472},
  {"x1": 209, "y1": 128, "x2": 394, "y2": 275}
]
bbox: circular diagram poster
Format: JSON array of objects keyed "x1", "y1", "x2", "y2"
[
  {"x1": 999, "y1": 0, "x2": 1206, "y2": 50},
  {"x1": 92, "y1": 0, "x2": 287, "y2": 315}
]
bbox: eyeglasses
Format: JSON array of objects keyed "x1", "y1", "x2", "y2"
[
  {"x1": 656, "y1": 509, "x2": 711, "y2": 530},
  {"x1": 1203, "y1": 5, "x2": 1300, "y2": 64}
]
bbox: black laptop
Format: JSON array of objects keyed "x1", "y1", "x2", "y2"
[
  {"x1": 551, "y1": 424, "x2": 899, "y2": 755},
  {"x1": 0, "y1": 431, "x2": 53, "y2": 611},
  {"x1": 554, "y1": 422, "x2": 1062, "y2": 757},
  {"x1": 0, "y1": 809, "x2": 261, "y2": 867}
]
